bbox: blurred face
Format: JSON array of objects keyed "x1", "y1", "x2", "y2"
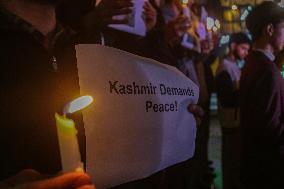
[
  {"x1": 233, "y1": 43, "x2": 250, "y2": 60},
  {"x1": 271, "y1": 21, "x2": 284, "y2": 54}
]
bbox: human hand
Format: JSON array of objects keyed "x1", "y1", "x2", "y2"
[
  {"x1": 188, "y1": 104, "x2": 204, "y2": 118},
  {"x1": 0, "y1": 170, "x2": 95, "y2": 189},
  {"x1": 165, "y1": 15, "x2": 191, "y2": 46},
  {"x1": 201, "y1": 39, "x2": 214, "y2": 54},
  {"x1": 83, "y1": 0, "x2": 134, "y2": 31},
  {"x1": 0, "y1": 169, "x2": 42, "y2": 187},
  {"x1": 143, "y1": 1, "x2": 157, "y2": 32},
  {"x1": 188, "y1": 104, "x2": 204, "y2": 125}
]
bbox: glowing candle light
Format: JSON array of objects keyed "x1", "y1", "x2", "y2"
[
  {"x1": 64, "y1": 96, "x2": 94, "y2": 115},
  {"x1": 56, "y1": 95, "x2": 93, "y2": 173}
]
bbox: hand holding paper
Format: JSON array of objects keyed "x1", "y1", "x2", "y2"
[
  {"x1": 188, "y1": 104, "x2": 204, "y2": 118},
  {"x1": 76, "y1": 45, "x2": 199, "y2": 189},
  {"x1": 108, "y1": 0, "x2": 147, "y2": 36},
  {"x1": 165, "y1": 15, "x2": 191, "y2": 45},
  {"x1": 143, "y1": 1, "x2": 157, "y2": 31},
  {"x1": 85, "y1": 0, "x2": 133, "y2": 30}
]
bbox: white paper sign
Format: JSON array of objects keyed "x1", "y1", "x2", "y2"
[
  {"x1": 96, "y1": 0, "x2": 146, "y2": 36},
  {"x1": 75, "y1": 45, "x2": 199, "y2": 189}
]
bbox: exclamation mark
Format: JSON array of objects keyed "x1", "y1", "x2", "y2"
[{"x1": 175, "y1": 101, "x2": 178, "y2": 111}]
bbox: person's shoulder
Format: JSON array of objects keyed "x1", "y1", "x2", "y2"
[
  {"x1": 217, "y1": 57, "x2": 230, "y2": 72},
  {"x1": 0, "y1": 29, "x2": 42, "y2": 67},
  {"x1": 245, "y1": 51, "x2": 274, "y2": 74},
  {"x1": 0, "y1": 28, "x2": 30, "y2": 43},
  {"x1": 0, "y1": 29, "x2": 31, "y2": 53},
  {"x1": 0, "y1": 29, "x2": 19, "y2": 53},
  {"x1": 242, "y1": 51, "x2": 275, "y2": 82},
  {"x1": 247, "y1": 50, "x2": 272, "y2": 63},
  {"x1": 256, "y1": 62, "x2": 282, "y2": 90}
]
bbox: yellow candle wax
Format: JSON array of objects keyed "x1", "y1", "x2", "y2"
[
  {"x1": 55, "y1": 113, "x2": 83, "y2": 173},
  {"x1": 55, "y1": 95, "x2": 93, "y2": 173}
]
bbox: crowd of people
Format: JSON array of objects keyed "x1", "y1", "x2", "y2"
[{"x1": 0, "y1": 0, "x2": 284, "y2": 189}]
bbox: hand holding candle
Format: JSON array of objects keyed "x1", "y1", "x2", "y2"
[
  {"x1": 0, "y1": 171, "x2": 95, "y2": 189},
  {"x1": 56, "y1": 96, "x2": 94, "y2": 173}
]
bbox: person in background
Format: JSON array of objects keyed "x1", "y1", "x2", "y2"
[
  {"x1": 0, "y1": 0, "x2": 95, "y2": 188},
  {"x1": 57, "y1": 0, "x2": 134, "y2": 43},
  {"x1": 216, "y1": 32, "x2": 251, "y2": 189},
  {"x1": 161, "y1": 1, "x2": 217, "y2": 188},
  {"x1": 57, "y1": 0, "x2": 158, "y2": 53},
  {"x1": 0, "y1": 0, "x2": 203, "y2": 188},
  {"x1": 57, "y1": 0, "x2": 191, "y2": 67},
  {"x1": 142, "y1": 0, "x2": 192, "y2": 67},
  {"x1": 240, "y1": 2, "x2": 284, "y2": 188}
]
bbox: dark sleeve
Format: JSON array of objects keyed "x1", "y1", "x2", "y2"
[
  {"x1": 253, "y1": 68, "x2": 284, "y2": 145},
  {"x1": 56, "y1": 0, "x2": 95, "y2": 32},
  {"x1": 216, "y1": 71, "x2": 239, "y2": 108},
  {"x1": 137, "y1": 10, "x2": 179, "y2": 67},
  {"x1": 140, "y1": 28, "x2": 178, "y2": 67}
]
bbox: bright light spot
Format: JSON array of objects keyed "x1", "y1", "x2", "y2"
[
  {"x1": 64, "y1": 95, "x2": 94, "y2": 114},
  {"x1": 247, "y1": 6, "x2": 252, "y2": 11},
  {"x1": 212, "y1": 26, "x2": 218, "y2": 32},
  {"x1": 247, "y1": 33, "x2": 252, "y2": 40},
  {"x1": 207, "y1": 17, "x2": 215, "y2": 30},
  {"x1": 232, "y1": 4, "x2": 238, "y2": 10},
  {"x1": 240, "y1": 10, "x2": 249, "y2": 21},
  {"x1": 215, "y1": 19, "x2": 221, "y2": 29},
  {"x1": 181, "y1": 0, "x2": 188, "y2": 5},
  {"x1": 220, "y1": 35, "x2": 230, "y2": 45}
]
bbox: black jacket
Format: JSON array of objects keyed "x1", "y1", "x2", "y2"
[
  {"x1": 240, "y1": 51, "x2": 284, "y2": 188},
  {"x1": 0, "y1": 10, "x2": 85, "y2": 180}
]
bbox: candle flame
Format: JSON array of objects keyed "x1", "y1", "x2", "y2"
[{"x1": 64, "y1": 95, "x2": 94, "y2": 114}]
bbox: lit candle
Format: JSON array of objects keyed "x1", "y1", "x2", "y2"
[{"x1": 55, "y1": 95, "x2": 94, "y2": 173}]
